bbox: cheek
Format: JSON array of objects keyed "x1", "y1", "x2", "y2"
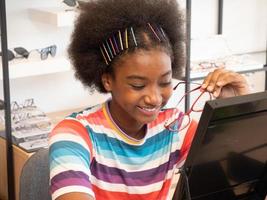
[{"x1": 162, "y1": 87, "x2": 173, "y2": 101}]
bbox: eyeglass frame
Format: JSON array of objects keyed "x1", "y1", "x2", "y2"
[
  {"x1": 164, "y1": 81, "x2": 213, "y2": 132},
  {"x1": 29, "y1": 45, "x2": 57, "y2": 60}
]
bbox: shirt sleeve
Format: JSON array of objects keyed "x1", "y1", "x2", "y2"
[
  {"x1": 176, "y1": 119, "x2": 198, "y2": 167},
  {"x1": 49, "y1": 118, "x2": 95, "y2": 200}
]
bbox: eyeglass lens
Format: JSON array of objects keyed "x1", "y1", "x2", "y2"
[
  {"x1": 40, "y1": 45, "x2": 57, "y2": 60},
  {"x1": 63, "y1": 0, "x2": 77, "y2": 7},
  {"x1": 14, "y1": 47, "x2": 29, "y2": 58},
  {"x1": 1, "y1": 47, "x2": 29, "y2": 61}
]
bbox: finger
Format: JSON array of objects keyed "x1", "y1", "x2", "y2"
[
  {"x1": 214, "y1": 71, "x2": 248, "y2": 96},
  {"x1": 201, "y1": 72, "x2": 213, "y2": 90},
  {"x1": 211, "y1": 72, "x2": 232, "y2": 97},
  {"x1": 203, "y1": 68, "x2": 228, "y2": 93},
  {"x1": 216, "y1": 71, "x2": 244, "y2": 87}
]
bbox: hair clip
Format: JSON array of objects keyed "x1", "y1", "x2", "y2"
[
  {"x1": 102, "y1": 43, "x2": 111, "y2": 62},
  {"x1": 159, "y1": 27, "x2": 167, "y2": 40},
  {"x1": 148, "y1": 23, "x2": 161, "y2": 42},
  {"x1": 100, "y1": 46, "x2": 109, "y2": 65},
  {"x1": 112, "y1": 35, "x2": 120, "y2": 54},
  {"x1": 105, "y1": 40, "x2": 114, "y2": 59},
  {"x1": 109, "y1": 37, "x2": 116, "y2": 56},
  {"x1": 125, "y1": 28, "x2": 129, "y2": 49},
  {"x1": 130, "y1": 27, "x2": 137, "y2": 46},
  {"x1": 118, "y1": 30, "x2": 123, "y2": 51}
]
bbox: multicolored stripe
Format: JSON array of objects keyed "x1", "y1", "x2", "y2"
[{"x1": 49, "y1": 101, "x2": 196, "y2": 200}]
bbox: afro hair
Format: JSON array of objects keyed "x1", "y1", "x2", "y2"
[{"x1": 68, "y1": 0, "x2": 185, "y2": 93}]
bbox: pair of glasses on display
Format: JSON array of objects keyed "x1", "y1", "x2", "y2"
[
  {"x1": 198, "y1": 61, "x2": 225, "y2": 70},
  {"x1": 0, "y1": 45, "x2": 57, "y2": 61},
  {"x1": 10, "y1": 99, "x2": 51, "y2": 132},
  {"x1": 33, "y1": 45, "x2": 57, "y2": 60},
  {"x1": 164, "y1": 81, "x2": 213, "y2": 132},
  {"x1": 0, "y1": 47, "x2": 29, "y2": 61},
  {"x1": 63, "y1": 0, "x2": 78, "y2": 7},
  {"x1": 62, "y1": 0, "x2": 88, "y2": 11}
]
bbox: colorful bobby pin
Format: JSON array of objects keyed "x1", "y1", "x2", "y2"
[
  {"x1": 100, "y1": 24, "x2": 167, "y2": 66},
  {"x1": 147, "y1": 23, "x2": 161, "y2": 42}
]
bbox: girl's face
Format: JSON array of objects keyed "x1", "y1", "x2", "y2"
[{"x1": 102, "y1": 49, "x2": 173, "y2": 132}]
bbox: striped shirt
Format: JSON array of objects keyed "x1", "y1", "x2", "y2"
[{"x1": 49, "y1": 101, "x2": 197, "y2": 200}]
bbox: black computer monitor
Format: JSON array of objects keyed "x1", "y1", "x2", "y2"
[{"x1": 179, "y1": 91, "x2": 267, "y2": 200}]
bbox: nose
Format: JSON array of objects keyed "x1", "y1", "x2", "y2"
[{"x1": 144, "y1": 86, "x2": 162, "y2": 106}]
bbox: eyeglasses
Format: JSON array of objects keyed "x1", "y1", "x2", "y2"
[
  {"x1": 6, "y1": 99, "x2": 52, "y2": 133},
  {"x1": 63, "y1": 0, "x2": 78, "y2": 7},
  {"x1": 164, "y1": 81, "x2": 212, "y2": 132},
  {"x1": 36, "y1": 45, "x2": 57, "y2": 60},
  {"x1": 0, "y1": 47, "x2": 29, "y2": 61}
]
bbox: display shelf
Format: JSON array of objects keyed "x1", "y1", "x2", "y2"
[
  {"x1": 28, "y1": 7, "x2": 77, "y2": 27},
  {"x1": 0, "y1": 56, "x2": 72, "y2": 80},
  {"x1": 191, "y1": 63, "x2": 264, "y2": 80},
  {"x1": 190, "y1": 52, "x2": 266, "y2": 80}
]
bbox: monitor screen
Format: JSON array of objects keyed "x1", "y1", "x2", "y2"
[{"x1": 183, "y1": 91, "x2": 267, "y2": 200}]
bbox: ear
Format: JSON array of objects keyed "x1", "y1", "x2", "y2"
[{"x1": 101, "y1": 73, "x2": 113, "y2": 92}]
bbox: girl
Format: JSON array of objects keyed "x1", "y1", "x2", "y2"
[{"x1": 49, "y1": 0, "x2": 249, "y2": 199}]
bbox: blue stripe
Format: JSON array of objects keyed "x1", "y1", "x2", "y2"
[
  {"x1": 87, "y1": 125, "x2": 179, "y2": 158},
  {"x1": 98, "y1": 140, "x2": 177, "y2": 165},
  {"x1": 49, "y1": 141, "x2": 90, "y2": 168},
  {"x1": 50, "y1": 155, "x2": 90, "y2": 170}
]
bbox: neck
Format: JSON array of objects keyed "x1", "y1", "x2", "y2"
[{"x1": 108, "y1": 101, "x2": 146, "y2": 140}]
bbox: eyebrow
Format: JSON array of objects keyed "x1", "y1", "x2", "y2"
[{"x1": 126, "y1": 70, "x2": 172, "y2": 80}]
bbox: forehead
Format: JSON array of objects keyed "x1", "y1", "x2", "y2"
[{"x1": 113, "y1": 49, "x2": 172, "y2": 78}]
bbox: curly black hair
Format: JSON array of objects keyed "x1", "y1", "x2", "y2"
[{"x1": 68, "y1": 0, "x2": 185, "y2": 93}]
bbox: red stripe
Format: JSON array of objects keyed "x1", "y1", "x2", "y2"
[
  {"x1": 179, "y1": 120, "x2": 198, "y2": 162},
  {"x1": 92, "y1": 179, "x2": 172, "y2": 200}
]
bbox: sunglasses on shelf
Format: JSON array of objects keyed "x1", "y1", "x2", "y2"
[
  {"x1": 63, "y1": 0, "x2": 78, "y2": 7},
  {"x1": 0, "y1": 47, "x2": 29, "y2": 61},
  {"x1": 36, "y1": 45, "x2": 57, "y2": 60}
]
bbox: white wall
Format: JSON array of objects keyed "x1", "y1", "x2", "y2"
[
  {"x1": 1, "y1": 0, "x2": 109, "y2": 113},
  {"x1": 191, "y1": 0, "x2": 267, "y2": 54},
  {"x1": 1, "y1": 0, "x2": 266, "y2": 113}
]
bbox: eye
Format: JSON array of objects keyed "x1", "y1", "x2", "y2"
[
  {"x1": 159, "y1": 82, "x2": 172, "y2": 87},
  {"x1": 130, "y1": 84, "x2": 145, "y2": 90}
]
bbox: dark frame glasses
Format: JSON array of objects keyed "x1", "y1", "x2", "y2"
[
  {"x1": 36, "y1": 45, "x2": 57, "y2": 60},
  {"x1": 0, "y1": 47, "x2": 29, "y2": 61},
  {"x1": 63, "y1": 0, "x2": 78, "y2": 7}
]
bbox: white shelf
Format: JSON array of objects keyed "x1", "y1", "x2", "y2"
[
  {"x1": 191, "y1": 63, "x2": 264, "y2": 79},
  {"x1": 0, "y1": 56, "x2": 72, "y2": 80},
  {"x1": 28, "y1": 7, "x2": 77, "y2": 27},
  {"x1": 190, "y1": 52, "x2": 266, "y2": 79}
]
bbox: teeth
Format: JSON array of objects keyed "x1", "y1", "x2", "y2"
[{"x1": 141, "y1": 107, "x2": 157, "y2": 112}]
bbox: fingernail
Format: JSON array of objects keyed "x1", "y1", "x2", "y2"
[{"x1": 201, "y1": 83, "x2": 207, "y2": 88}]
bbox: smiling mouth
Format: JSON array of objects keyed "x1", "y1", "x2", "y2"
[{"x1": 137, "y1": 106, "x2": 161, "y2": 114}]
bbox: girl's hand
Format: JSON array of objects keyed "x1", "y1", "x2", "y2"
[{"x1": 201, "y1": 68, "x2": 250, "y2": 98}]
